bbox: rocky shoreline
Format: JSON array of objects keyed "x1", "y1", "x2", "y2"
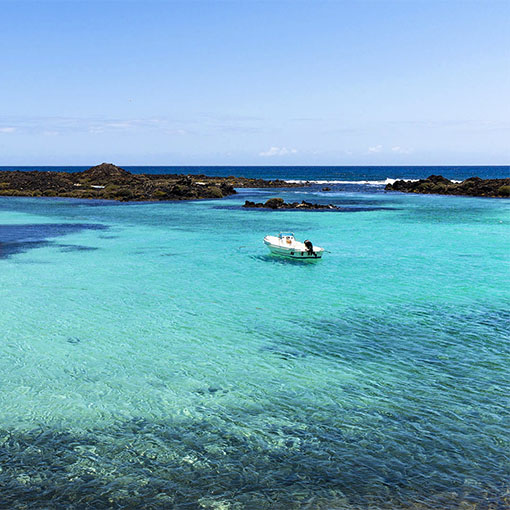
[
  {"x1": 385, "y1": 175, "x2": 510, "y2": 198},
  {"x1": 0, "y1": 163, "x2": 302, "y2": 201}
]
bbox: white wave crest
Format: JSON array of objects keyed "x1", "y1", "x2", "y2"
[{"x1": 284, "y1": 178, "x2": 420, "y2": 186}]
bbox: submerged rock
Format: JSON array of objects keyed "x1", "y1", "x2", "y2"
[{"x1": 385, "y1": 175, "x2": 510, "y2": 198}]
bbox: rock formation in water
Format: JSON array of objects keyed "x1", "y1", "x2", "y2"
[
  {"x1": 0, "y1": 163, "x2": 302, "y2": 201},
  {"x1": 243, "y1": 198, "x2": 341, "y2": 210},
  {"x1": 385, "y1": 175, "x2": 510, "y2": 198}
]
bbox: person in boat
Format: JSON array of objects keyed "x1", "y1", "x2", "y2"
[{"x1": 304, "y1": 239, "x2": 317, "y2": 257}]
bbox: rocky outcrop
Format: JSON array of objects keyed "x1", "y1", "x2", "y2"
[
  {"x1": 243, "y1": 198, "x2": 341, "y2": 210},
  {"x1": 76, "y1": 162, "x2": 132, "y2": 184},
  {"x1": 0, "y1": 163, "x2": 302, "y2": 201},
  {"x1": 385, "y1": 175, "x2": 510, "y2": 198}
]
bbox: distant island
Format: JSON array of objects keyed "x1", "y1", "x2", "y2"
[
  {"x1": 0, "y1": 163, "x2": 300, "y2": 201},
  {"x1": 385, "y1": 175, "x2": 510, "y2": 198}
]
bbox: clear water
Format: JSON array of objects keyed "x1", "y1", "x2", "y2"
[{"x1": 0, "y1": 180, "x2": 509, "y2": 509}]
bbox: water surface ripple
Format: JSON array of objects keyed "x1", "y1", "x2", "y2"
[{"x1": 0, "y1": 186, "x2": 509, "y2": 509}]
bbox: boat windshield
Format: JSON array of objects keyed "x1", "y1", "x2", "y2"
[{"x1": 278, "y1": 232, "x2": 295, "y2": 239}]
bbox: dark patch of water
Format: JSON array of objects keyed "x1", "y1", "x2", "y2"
[
  {"x1": 57, "y1": 244, "x2": 98, "y2": 252},
  {"x1": 267, "y1": 303, "x2": 510, "y2": 366},
  {"x1": 260, "y1": 344, "x2": 306, "y2": 360},
  {"x1": 0, "y1": 223, "x2": 107, "y2": 258},
  {"x1": 250, "y1": 255, "x2": 322, "y2": 266},
  {"x1": 0, "y1": 414, "x2": 507, "y2": 510},
  {"x1": 194, "y1": 387, "x2": 229, "y2": 397}
]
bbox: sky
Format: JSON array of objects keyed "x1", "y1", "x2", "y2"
[{"x1": 0, "y1": 0, "x2": 509, "y2": 166}]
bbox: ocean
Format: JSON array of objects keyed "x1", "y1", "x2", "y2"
[
  {"x1": 0, "y1": 166, "x2": 509, "y2": 509},
  {"x1": 2, "y1": 165, "x2": 509, "y2": 181}
]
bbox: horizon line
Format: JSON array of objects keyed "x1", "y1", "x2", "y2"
[{"x1": 1, "y1": 164, "x2": 509, "y2": 168}]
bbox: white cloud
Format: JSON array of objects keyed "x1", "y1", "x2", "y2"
[
  {"x1": 89, "y1": 118, "x2": 167, "y2": 134},
  {"x1": 391, "y1": 146, "x2": 413, "y2": 154},
  {"x1": 105, "y1": 122, "x2": 134, "y2": 129},
  {"x1": 259, "y1": 146, "x2": 298, "y2": 157},
  {"x1": 0, "y1": 116, "x2": 175, "y2": 135},
  {"x1": 368, "y1": 144, "x2": 383, "y2": 153},
  {"x1": 0, "y1": 114, "x2": 262, "y2": 137},
  {"x1": 166, "y1": 129, "x2": 188, "y2": 135}
]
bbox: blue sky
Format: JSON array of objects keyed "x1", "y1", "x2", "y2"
[{"x1": 0, "y1": 0, "x2": 509, "y2": 165}]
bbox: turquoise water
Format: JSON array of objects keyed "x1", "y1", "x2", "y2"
[{"x1": 1, "y1": 185, "x2": 509, "y2": 509}]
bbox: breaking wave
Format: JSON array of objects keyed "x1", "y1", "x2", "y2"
[
  {"x1": 284, "y1": 178, "x2": 463, "y2": 186},
  {"x1": 284, "y1": 178, "x2": 420, "y2": 186}
]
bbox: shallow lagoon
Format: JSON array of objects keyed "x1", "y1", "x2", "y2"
[{"x1": 0, "y1": 184, "x2": 509, "y2": 509}]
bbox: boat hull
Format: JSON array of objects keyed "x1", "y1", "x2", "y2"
[{"x1": 264, "y1": 236, "x2": 324, "y2": 259}]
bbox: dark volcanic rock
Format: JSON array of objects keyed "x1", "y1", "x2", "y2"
[
  {"x1": 243, "y1": 198, "x2": 341, "y2": 210},
  {"x1": 0, "y1": 164, "x2": 302, "y2": 202},
  {"x1": 426, "y1": 174, "x2": 451, "y2": 185},
  {"x1": 386, "y1": 175, "x2": 510, "y2": 198},
  {"x1": 264, "y1": 198, "x2": 286, "y2": 209},
  {"x1": 0, "y1": 170, "x2": 74, "y2": 196},
  {"x1": 76, "y1": 163, "x2": 132, "y2": 185}
]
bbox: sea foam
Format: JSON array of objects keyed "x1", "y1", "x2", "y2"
[{"x1": 284, "y1": 178, "x2": 420, "y2": 186}]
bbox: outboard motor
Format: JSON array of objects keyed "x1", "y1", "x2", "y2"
[{"x1": 304, "y1": 239, "x2": 316, "y2": 257}]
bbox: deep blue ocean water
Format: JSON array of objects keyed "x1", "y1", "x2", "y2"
[
  {"x1": 2, "y1": 165, "x2": 509, "y2": 181},
  {"x1": 0, "y1": 167, "x2": 509, "y2": 509}
]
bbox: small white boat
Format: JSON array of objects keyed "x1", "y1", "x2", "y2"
[{"x1": 263, "y1": 232, "x2": 324, "y2": 259}]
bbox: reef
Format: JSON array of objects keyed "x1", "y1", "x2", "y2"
[
  {"x1": 385, "y1": 175, "x2": 510, "y2": 198},
  {"x1": 243, "y1": 198, "x2": 341, "y2": 210},
  {"x1": 0, "y1": 163, "x2": 301, "y2": 201}
]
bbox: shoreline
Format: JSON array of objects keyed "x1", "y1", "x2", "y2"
[
  {"x1": 385, "y1": 174, "x2": 510, "y2": 198},
  {"x1": 1, "y1": 165, "x2": 508, "y2": 202},
  {"x1": 0, "y1": 163, "x2": 303, "y2": 202}
]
